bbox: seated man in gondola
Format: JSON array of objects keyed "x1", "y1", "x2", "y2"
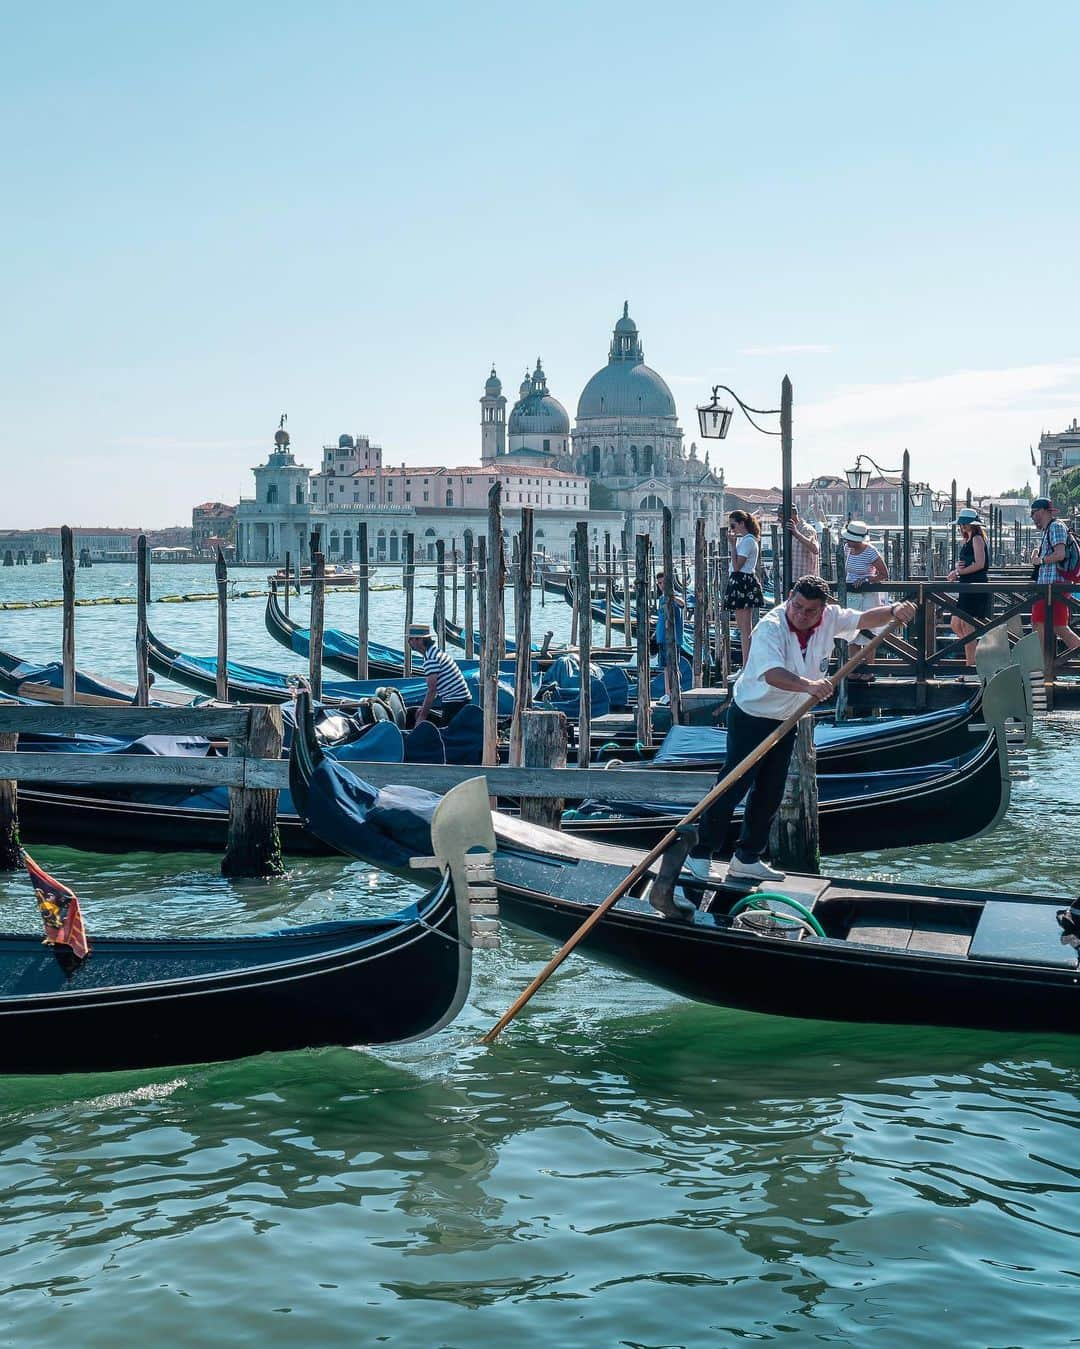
[
  {"x1": 686, "y1": 576, "x2": 916, "y2": 886},
  {"x1": 406, "y1": 623, "x2": 472, "y2": 727}
]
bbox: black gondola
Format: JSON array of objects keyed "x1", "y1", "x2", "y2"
[
  {"x1": 289, "y1": 697, "x2": 1078, "y2": 1037},
  {"x1": 0, "y1": 647, "x2": 194, "y2": 708},
  {"x1": 0, "y1": 778, "x2": 493, "y2": 1074},
  {"x1": 264, "y1": 590, "x2": 407, "y2": 679}
]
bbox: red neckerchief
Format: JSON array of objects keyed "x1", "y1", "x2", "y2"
[{"x1": 786, "y1": 608, "x2": 823, "y2": 654}]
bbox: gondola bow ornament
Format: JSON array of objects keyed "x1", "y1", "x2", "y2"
[{"x1": 24, "y1": 851, "x2": 90, "y2": 962}]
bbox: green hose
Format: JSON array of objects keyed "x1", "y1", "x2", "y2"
[{"x1": 728, "y1": 891, "x2": 826, "y2": 938}]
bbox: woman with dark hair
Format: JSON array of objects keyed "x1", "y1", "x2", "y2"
[
  {"x1": 946, "y1": 508, "x2": 990, "y2": 671},
  {"x1": 723, "y1": 510, "x2": 765, "y2": 663}
]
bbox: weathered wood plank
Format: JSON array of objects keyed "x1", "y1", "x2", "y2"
[
  {"x1": 0, "y1": 753, "x2": 246, "y2": 787},
  {"x1": 0, "y1": 707, "x2": 250, "y2": 737}
]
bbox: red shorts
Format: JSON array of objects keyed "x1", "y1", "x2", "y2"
[{"x1": 1032, "y1": 598, "x2": 1070, "y2": 626}]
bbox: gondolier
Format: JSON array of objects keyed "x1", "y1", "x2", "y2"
[
  {"x1": 407, "y1": 622, "x2": 472, "y2": 726},
  {"x1": 689, "y1": 576, "x2": 916, "y2": 884}
]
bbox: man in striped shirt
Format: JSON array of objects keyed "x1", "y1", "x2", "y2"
[{"x1": 407, "y1": 623, "x2": 472, "y2": 726}]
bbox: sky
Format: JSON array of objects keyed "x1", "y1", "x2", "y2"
[{"x1": 2, "y1": 0, "x2": 1079, "y2": 527}]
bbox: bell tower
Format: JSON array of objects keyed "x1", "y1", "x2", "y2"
[{"x1": 480, "y1": 366, "x2": 506, "y2": 464}]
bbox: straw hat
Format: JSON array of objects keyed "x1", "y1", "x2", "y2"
[
  {"x1": 840, "y1": 520, "x2": 870, "y2": 544},
  {"x1": 406, "y1": 622, "x2": 432, "y2": 640}
]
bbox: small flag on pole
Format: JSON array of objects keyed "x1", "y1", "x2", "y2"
[{"x1": 24, "y1": 852, "x2": 90, "y2": 962}]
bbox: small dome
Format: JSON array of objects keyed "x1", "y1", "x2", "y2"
[
  {"x1": 338, "y1": 433, "x2": 355, "y2": 449},
  {"x1": 485, "y1": 365, "x2": 502, "y2": 396},
  {"x1": 614, "y1": 300, "x2": 637, "y2": 334},
  {"x1": 519, "y1": 369, "x2": 532, "y2": 400},
  {"x1": 274, "y1": 428, "x2": 290, "y2": 447},
  {"x1": 508, "y1": 358, "x2": 569, "y2": 437}
]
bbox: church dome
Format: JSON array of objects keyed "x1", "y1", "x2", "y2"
[
  {"x1": 576, "y1": 304, "x2": 677, "y2": 421},
  {"x1": 508, "y1": 358, "x2": 570, "y2": 436},
  {"x1": 485, "y1": 366, "x2": 502, "y2": 396}
]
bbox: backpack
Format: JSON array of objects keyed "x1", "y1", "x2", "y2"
[{"x1": 1045, "y1": 525, "x2": 1080, "y2": 583}]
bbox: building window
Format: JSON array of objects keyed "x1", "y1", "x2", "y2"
[
  {"x1": 446, "y1": 491, "x2": 454, "y2": 507},
  {"x1": 266, "y1": 485, "x2": 278, "y2": 505},
  {"x1": 423, "y1": 491, "x2": 429, "y2": 502},
  {"x1": 405, "y1": 492, "x2": 411, "y2": 502},
  {"x1": 543, "y1": 439, "x2": 550, "y2": 452},
  {"x1": 465, "y1": 477, "x2": 472, "y2": 484},
  {"x1": 353, "y1": 492, "x2": 360, "y2": 502}
]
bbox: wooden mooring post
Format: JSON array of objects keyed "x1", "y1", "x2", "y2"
[
  {"x1": 692, "y1": 517, "x2": 706, "y2": 687},
  {"x1": 223, "y1": 704, "x2": 285, "y2": 877},
  {"x1": 603, "y1": 531, "x2": 614, "y2": 649},
  {"x1": 634, "y1": 533, "x2": 652, "y2": 748},
  {"x1": 215, "y1": 547, "x2": 229, "y2": 703},
  {"x1": 575, "y1": 521, "x2": 592, "y2": 766},
  {"x1": 308, "y1": 552, "x2": 325, "y2": 701},
  {"x1": 0, "y1": 710, "x2": 18, "y2": 870},
  {"x1": 434, "y1": 539, "x2": 447, "y2": 649},
  {"x1": 61, "y1": 526, "x2": 75, "y2": 707},
  {"x1": 136, "y1": 535, "x2": 150, "y2": 706},
  {"x1": 509, "y1": 508, "x2": 534, "y2": 766},
  {"x1": 283, "y1": 552, "x2": 292, "y2": 615},
  {"x1": 476, "y1": 535, "x2": 487, "y2": 650},
  {"x1": 464, "y1": 529, "x2": 475, "y2": 659},
  {"x1": 450, "y1": 536, "x2": 459, "y2": 624},
  {"x1": 661, "y1": 507, "x2": 682, "y2": 725},
  {"x1": 481, "y1": 484, "x2": 505, "y2": 767},
  {"x1": 520, "y1": 709, "x2": 568, "y2": 830},
  {"x1": 402, "y1": 532, "x2": 415, "y2": 676},
  {"x1": 769, "y1": 716, "x2": 819, "y2": 872},
  {"x1": 621, "y1": 528, "x2": 633, "y2": 651},
  {"x1": 357, "y1": 523, "x2": 369, "y2": 680}
]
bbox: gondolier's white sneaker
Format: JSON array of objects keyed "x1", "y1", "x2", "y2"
[
  {"x1": 683, "y1": 855, "x2": 727, "y2": 883},
  {"x1": 726, "y1": 856, "x2": 786, "y2": 883}
]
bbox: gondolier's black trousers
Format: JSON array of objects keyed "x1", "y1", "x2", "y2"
[{"x1": 693, "y1": 701, "x2": 797, "y2": 863}]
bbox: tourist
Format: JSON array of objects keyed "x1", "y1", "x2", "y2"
[
  {"x1": 654, "y1": 572, "x2": 685, "y2": 700},
  {"x1": 841, "y1": 520, "x2": 890, "y2": 681},
  {"x1": 723, "y1": 511, "x2": 765, "y2": 665},
  {"x1": 784, "y1": 505, "x2": 820, "y2": 578},
  {"x1": 945, "y1": 507, "x2": 990, "y2": 671},
  {"x1": 687, "y1": 577, "x2": 917, "y2": 884},
  {"x1": 1029, "y1": 497, "x2": 1080, "y2": 654},
  {"x1": 406, "y1": 623, "x2": 472, "y2": 726}
]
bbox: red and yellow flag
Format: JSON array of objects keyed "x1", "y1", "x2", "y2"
[{"x1": 24, "y1": 852, "x2": 90, "y2": 961}]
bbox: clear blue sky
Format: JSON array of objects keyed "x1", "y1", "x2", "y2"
[{"x1": 3, "y1": 0, "x2": 1078, "y2": 526}]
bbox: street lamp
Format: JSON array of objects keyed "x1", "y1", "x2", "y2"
[
  {"x1": 844, "y1": 451, "x2": 922, "y2": 577},
  {"x1": 697, "y1": 380, "x2": 794, "y2": 589}
]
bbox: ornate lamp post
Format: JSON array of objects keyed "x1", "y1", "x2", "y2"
[
  {"x1": 698, "y1": 378, "x2": 793, "y2": 591},
  {"x1": 844, "y1": 449, "x2": 928, "y2": 578}
]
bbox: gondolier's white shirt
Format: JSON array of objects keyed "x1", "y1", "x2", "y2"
[{"x1": 734, "y1": 602, "x2": 867, "y2": 720}]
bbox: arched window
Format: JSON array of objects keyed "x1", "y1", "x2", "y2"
[
  {"x1": 639, "y1": 494, "x2": 663, "y2": 510},
  {"x1": 590, "y1": 446, "x2": 601, "y2": 474},
  {"x1": 328, "y1": 530, "x2": 341, "y2": 558},
  {"x1": 630, "y1": 445, "x2": 639, "y2": 475},
  {"x1": 446, "y1": 490, "x2": 454, "y2": 507},
  {"x1": 425, "y1": 527, "x2": 437, "y2": 563},
  {"x1": 643, "y1": 446, "x2": 654, "y2": 475},
  {"x1": 376, "y1": 529, "x2": 387, "y2": 561},
  {"x1": 266, "y1": 484, "x2": 279, "y2": 505},
  {"x1": 389, "y1": 530, "x2": 400, "y2": 563},
  {"x1": 295, "y1": 485, "x2": 304, "y2": 505}
]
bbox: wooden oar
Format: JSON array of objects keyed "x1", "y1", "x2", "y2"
[{"x1": 480, "y1": 615, "x2": 904, "y2": 1044}]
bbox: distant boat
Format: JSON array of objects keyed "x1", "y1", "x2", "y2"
[{"x1": 268, "y1": 563, "x2": 364, "y2": 587}]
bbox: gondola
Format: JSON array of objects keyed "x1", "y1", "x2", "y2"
[
  {"x1": 0, "y1": 646, "x2": 194, "y2": 708},
  {"x1": 0, "y1": 779, "x2": 493, "y2": 1073},
  {"x1": 289, "y1": 697, "x2": 1076, "y2": 1036},
  {"x1": 265, "y1": 588, "x2": 407, "y2": 678},
  {"x1": 145, "y1": 627, "x2": 513, "y2": 712}
]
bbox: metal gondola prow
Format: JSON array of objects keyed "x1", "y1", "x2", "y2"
[{"x1": 428, "y1": 777, "x2": 499, "y2": 948}]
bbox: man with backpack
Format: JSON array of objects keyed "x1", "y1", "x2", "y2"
[{"x1": 1030, "y1": 496, "x2": 1080, "y2": 652}]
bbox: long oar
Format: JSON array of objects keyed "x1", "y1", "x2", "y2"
[{"x1": 480, "y1": 615, "x2": 904, "y2": 1044}]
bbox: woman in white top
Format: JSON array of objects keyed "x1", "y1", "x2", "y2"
[
  {"x1": 723, "y1": 510, "x2": 765, "y2": 664},
  {"x1": 841, "y1": 519, "x2": 890, "y2": 680}
]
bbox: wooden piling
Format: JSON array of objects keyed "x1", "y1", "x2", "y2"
[
  {"x1": 215, "y1": 547, "x2": 229, "y2": 702},
  {"x1": 692, "y1": 517, "x2": 706, "y2": 687},
  {"x1": 357, "y1": 522, "x2": 369, "y2": 680},
  {"x1": 481, "y1": 486, "x2": 505, "y2": 767},
  {"x1": 402, "y1": 532, "x2": 415, "y2": 676},
  {"x1": 0, "y1": 711, "x2": 19, "y2": 870},
  {"x1": 661, "y1": 507, "x2": 682, "y2": 726},
  {"x1": 603, "y1": 532, "x2": 613, "y2": 649},
  {"x1": 768, "y1": 716, "x2": 819, "y2": 871},
  {"x1": 476, "y1": 535, "x2": 487, "y2": 651},
  {"x1": 511, "y1": 533, "x2": 521, "y2": 639},
  {"x1": 283, "y1": 552, "x2": 291, "y2": 616},
  {"x1": 308, "y1": 551, "x2": 325, "y2": 701},
  {"x1": 434, "y1": 539, "x2": 447, "y2": 648},
  {"x1": 223, "y1": 704, "x2": 284, "y2": 877},
  {"x1": 450, "y1": 537, "x2": 459, "y2": 624},
  {"x1": 820, "y1": 527, "x2": 833, "y2": 582},
  {"x1": 520, "y1": 709, "x2": 568, "y2": 830},
  {"x1": 770, "y1": 523, "x2": 780, "y2": 599},
  {"x1": 634, "y1": 534, "x2": 652, "y2": 747},
  {"x1": 464, "y1": 530, "x2": 475, "y2": 659},
  {"x1": 61, "y1": 526, "x2": 75, "y2": 706},
  {"x1": 136, "y1": 535, "x2": 150, "y2": 706},
  {"x1": 621, "y1": 528, "x2": 633, "y2": 650},
  {"x1": 509, "y1": 508, "x2": 534, "y2": 766},
  {"x1": 575, "y1": 521, "x2": 592, "y2": 766}
]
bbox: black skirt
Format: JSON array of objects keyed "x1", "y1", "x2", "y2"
[
  {"x1": 955, "y1": 586, "x2": 992, "y2": 622},
  {"x1": 724, "y1": 570, "x2": 765, "y2": 611}
]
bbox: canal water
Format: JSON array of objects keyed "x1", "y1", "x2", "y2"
[{"x1": 0, "y1": 563, "x2": 1077, "y2": 1344}]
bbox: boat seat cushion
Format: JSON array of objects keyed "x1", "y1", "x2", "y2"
[
  {"x1": 404, "y1": 720, "x2": 446, "y2": 764},
  {"x1": 968, "y1": 901, "x2": 1079, "y2": 969},
  {"x1": 328, "y1": 720, "x2": 404, "y2": 764}
]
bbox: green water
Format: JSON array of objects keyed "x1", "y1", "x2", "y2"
[{"x1": 0, "y1": 565, "x2": 1077, "y2": 1344}]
